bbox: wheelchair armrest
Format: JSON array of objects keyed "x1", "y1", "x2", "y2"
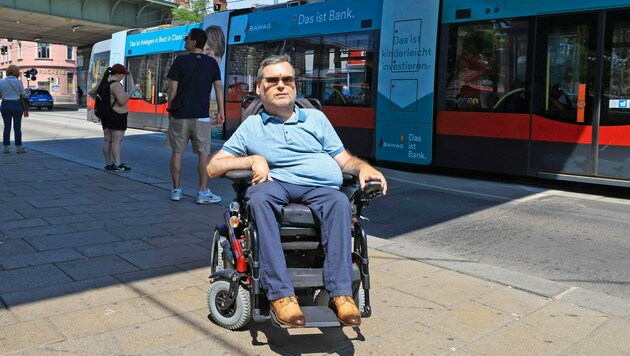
[{"x1": 224, "y1": 170, "x2": 253, "y2": 183}]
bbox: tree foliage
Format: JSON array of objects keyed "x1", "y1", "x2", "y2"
[{"x1": 171, "y1": 0, "x2": 209, "y2": 23}]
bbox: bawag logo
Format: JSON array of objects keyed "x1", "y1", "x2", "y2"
[{"x1": 249, "y1": 23, "x2": 271, "y2": 32}]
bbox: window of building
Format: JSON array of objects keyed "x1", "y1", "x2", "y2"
[
  {"x1": 67, "y1": 46, "x2": 73, "y2": 60},
  {"x1": 67, "y1": 72, "x2": 74, "y2": 94},
  {"x1": 38, "y1": 42, "x2": 51, "y2": 59},
  {"x1": 18, "y1": 42, "x2": 22, "y2": 60},
  {"x1": 444, "y1": 19, "x2": 530, "y2": 113}
]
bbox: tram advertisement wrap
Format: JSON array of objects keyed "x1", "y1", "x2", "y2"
[
  {"x1": 228, "y1": 0, "x2": 381, "y2": 44},
  {"x1": 375, "y1": 0, "x2": 439, "y2": 164}
]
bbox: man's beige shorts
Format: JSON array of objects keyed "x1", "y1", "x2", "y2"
[{"x1": 166, "y1": 118, "x2": 212, "y2": 154}]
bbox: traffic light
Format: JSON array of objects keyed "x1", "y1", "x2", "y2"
[
  {"x1": 0, "y1": 46, "x2": 8, "y2": 55},
  {"x1": 24, "y1": 70, "x2": 30, "y2": 79}
]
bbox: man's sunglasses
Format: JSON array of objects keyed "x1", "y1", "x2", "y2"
[{"x1": 263, "y1": 76, "x2": 295, "y2": 85}]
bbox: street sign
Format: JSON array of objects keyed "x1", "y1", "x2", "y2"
[{"x1": 29, "y1": 68, "x2": 38, "y2": 76}]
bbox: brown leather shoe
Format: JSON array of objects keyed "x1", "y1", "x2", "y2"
[
  {"x1": 330, "y1": 296, "x2": 361, "y2": 326},
  {"x1": 270, "y1": 296, "x2": 305, "y2": 327}
]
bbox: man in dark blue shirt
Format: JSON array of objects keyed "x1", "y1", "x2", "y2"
[{"x1": 166, "y1": 28, "x2": 225, "y2": 204}]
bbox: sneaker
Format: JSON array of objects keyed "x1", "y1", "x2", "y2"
[
  {"x1": 16, "y1": 146, "x2": 26, "y2": 154},
  {"x1": 104, "y1": 163, "x2": 115, "y2": 171},
  {"x1": 113, "y1": 163, "x2": 131, "y2": 173},
  {"x1": 171, "y1": 188, "x2": 182, "y2": 201},
  {"x1": 197, "y1": 189, "x2": 221, "y2": 204},
  {"x1": 2, "y1": 146, "x2": 9, "y2": 154}
]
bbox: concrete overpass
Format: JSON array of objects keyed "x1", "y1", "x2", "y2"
[{"x1": 0, "y1": 0, "x2": 176, "y2": 48}]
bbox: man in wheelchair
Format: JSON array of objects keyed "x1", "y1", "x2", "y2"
[{"x1": 207, "y1": 55, "x2": 387, "y2": 328}]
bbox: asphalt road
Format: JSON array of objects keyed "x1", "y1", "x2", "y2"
[{"x1": 21, "y1": 108, "x2": 630, "y2": 307}]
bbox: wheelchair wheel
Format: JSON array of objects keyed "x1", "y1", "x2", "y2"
[
  {"x1": 207, "y1": 279, "x2": 252, "y2": 330},
  {"x1": 312, "y1": 286, "x2": 365, "y2": 314},
  {"x1": 210, "y1": 225, "x2": 228, "y2": 274}
]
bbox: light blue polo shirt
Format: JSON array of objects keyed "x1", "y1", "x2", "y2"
[{"x1": 222, "y1": 105, "x2": 345, "y2": 189}]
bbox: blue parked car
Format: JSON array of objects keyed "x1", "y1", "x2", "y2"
[{"x1": 27, "y1": 89, "x2": 54, "y2": 110}]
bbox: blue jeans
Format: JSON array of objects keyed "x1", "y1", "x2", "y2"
[
  {"x1": 246, "y1": 180, "x2": 353, "y2": 301},
  {"x1": 1, "y1": 100, "x2": 23, "y2": 146}
]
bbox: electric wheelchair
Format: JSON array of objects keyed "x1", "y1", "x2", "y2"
[{"x1": 206, "y1": 96, "x2": 383, "y2": 330}]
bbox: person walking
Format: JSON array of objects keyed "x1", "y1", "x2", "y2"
[
  {"x1": 166, "y1": 28, "x2": 225, "y2": 204},
  {"x1": 88, "y1": 64, "x2": 132, "y2": 172},
  {"x1": 0, "y1": 64, "x2": 28, "y2": 154},
  {"x1": 77, "y1": 86, "x2": 84, "y2": 105}
]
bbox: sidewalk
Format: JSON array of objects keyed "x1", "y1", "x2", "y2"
[{"x1": 1, "y1": 149, "x2": 629, "y2": 355}]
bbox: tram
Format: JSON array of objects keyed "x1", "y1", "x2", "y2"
[
  {"x1": 87, "y1": 0, "x2": 630, "y2": 186},
  {"x1": 437, "y1": 0, "x2": 630, "y2": 184}
]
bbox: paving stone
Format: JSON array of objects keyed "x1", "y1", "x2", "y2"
[
  {"x1": 129, "y1": 286, "x2": 207, "y2": 319},
  {"x1": 95, "y1": 313, "x2": 210, "y2": 354},
  {"x1": 25, "y1": 230, "x2": 121, "y2": 250},
  {"x1": 26, "y1": 196, "x2": 95, "y2": 208},
  {"x1": 16, "y1": 207, "x2": 73, "y2": 219},
  {"x1": 57, "y1": 255, "x2": 140, "y2": 281},
  {"x1": 119, "y1": 243, "x2": 209, "y2": 270},
  {"x1": 369, "y1": 286, "x2": 445, "y2": 327},
  {"x1": 472, "y1": 285, "x2": 550, "y2": 318},
  {"x1": 522, "y1": 301, "x2": 611, "y2": 342},
  {"x1": 143, "y1": 233, "x2": 205, "y2": 248},
  {"x1": 74, "y1": 239, "x2": 152, "y2": 257},
  {"x1": 43, "y1": 214, "x2": 98, "y2": 225},
  {"x1": 49, "y1": 300, "x2": 154, "y2": 339},
  {"x1": 2, "y1": 277, "x2": 121, "y2": 321},
  {"x1": 2, "y1": 224, "x2": 77, "y2": 240},
  {"x1": 0, "y1": 248, "x2": 85, "y2": 269},
  {"x1": 465, "y1": 321, "x2": 570, "y2": 355},
  {"x1": 19, "y1": 335, "x2": 115, "y2": 355},
  {"x1": 0, "y1": 209, "x2": 23, "y2": 222},
  {"x1": 114, "y1": 266, "x2": 206, "y2": 297},
  {"x1": 0, "y1": 318, "x2": 65, "y2": 352},
  {"x1": 368, "y1": 321, "x2": 464, "y2": 355},
  {"x1": 0, "y1": 239, "x2": 36, "y2": 257},
  {"x1": 0, "y1": 217, "x2": 50, "y2": 231},
  {"x1": 420, "y1": 300, "x2": 517, "y2": 343},
  {"x1": 0, "y1": 264, "x2": 73, "y2": 294},
  {"x1": 0, "y1": 305, "x2": 17, "y2": 327},
  {"x1": 105, "y1": 224, "x2": 165, "y2": 240}
]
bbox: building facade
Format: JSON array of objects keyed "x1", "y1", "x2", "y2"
[{"x1": 1, "y1": 39, "x2": 78, "y2": 104}]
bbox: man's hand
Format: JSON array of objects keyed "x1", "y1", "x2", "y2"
[
  {"x1": 251, "y1": 155, "x2": 272, "y2": 184},
  {"x1": 358, "y1": 165, "x2": 387, "y2": 195}
]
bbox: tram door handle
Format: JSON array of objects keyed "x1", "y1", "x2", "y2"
[{"x1": 576, "y1": 83, "x2": 586, "y2": 123}]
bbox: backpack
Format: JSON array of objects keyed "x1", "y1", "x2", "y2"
[{"x1": 94, "y1": 80, "x2": 116, "y2": 119}]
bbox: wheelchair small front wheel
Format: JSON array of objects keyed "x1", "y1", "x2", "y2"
[{"x1": 207, "y1": 279, "x2": 252, "y2": 330}]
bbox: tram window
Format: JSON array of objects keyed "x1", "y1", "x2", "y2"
[
  {"x1": 88, "y1": 51, "x2": 110, "y2": 92},
  {"x1": 227, "y1": 32, "x2": 374, "y2": 107},
  {"x1": 321, "y1": 32, "x2": 375, "y2": 107},
  {"x1": 602, "y1": 20, "x2": 630, "y2": 126},
  {"x1": 444, "y1": 20, "x2": 529, "y2": 113}
]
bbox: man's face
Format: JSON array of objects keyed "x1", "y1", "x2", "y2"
[
  {"x1": 256, "y1": 61, "x2": 296, "y2": 112},
  {"x1": 184, "y1": 34, "x2": 195, "y2": 52}
]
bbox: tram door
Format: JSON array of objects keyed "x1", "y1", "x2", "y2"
[
  {"x1": 530, "y1": 14, "x2": 598, "y2": 177},
  {"x1": 598, "y1": 11, "x2": 630, "y2": 179}
]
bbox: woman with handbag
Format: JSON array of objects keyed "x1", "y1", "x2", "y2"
[
  {"x1": 0, "y1": 64, "x2": 28, "y2": 154},
  {"x1": 88, "y1": 63, "x2": 132, "y2": 172}
]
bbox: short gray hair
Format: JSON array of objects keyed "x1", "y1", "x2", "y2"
[{"x1": 257, "y1": 54, "x2": 293, "y2": 80}]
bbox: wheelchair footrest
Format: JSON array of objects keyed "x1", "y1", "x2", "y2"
[
  {"x1": 302, "y1": 306, "x2": 341, "y2": 328},
  {"x1": 289, "y1": 268, "x2": 324, "y2": 288},
  {"x1": 270, "y1": 306, "x2": 340, "y2": 328}
]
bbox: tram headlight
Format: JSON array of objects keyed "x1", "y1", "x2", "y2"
[{"x1": 229, "y1": 201, "x2": 240, "y2": 213}]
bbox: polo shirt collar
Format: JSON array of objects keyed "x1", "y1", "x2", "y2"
[{"x1": 261, "y1": 105, "x2": 306, "y2": 123}]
